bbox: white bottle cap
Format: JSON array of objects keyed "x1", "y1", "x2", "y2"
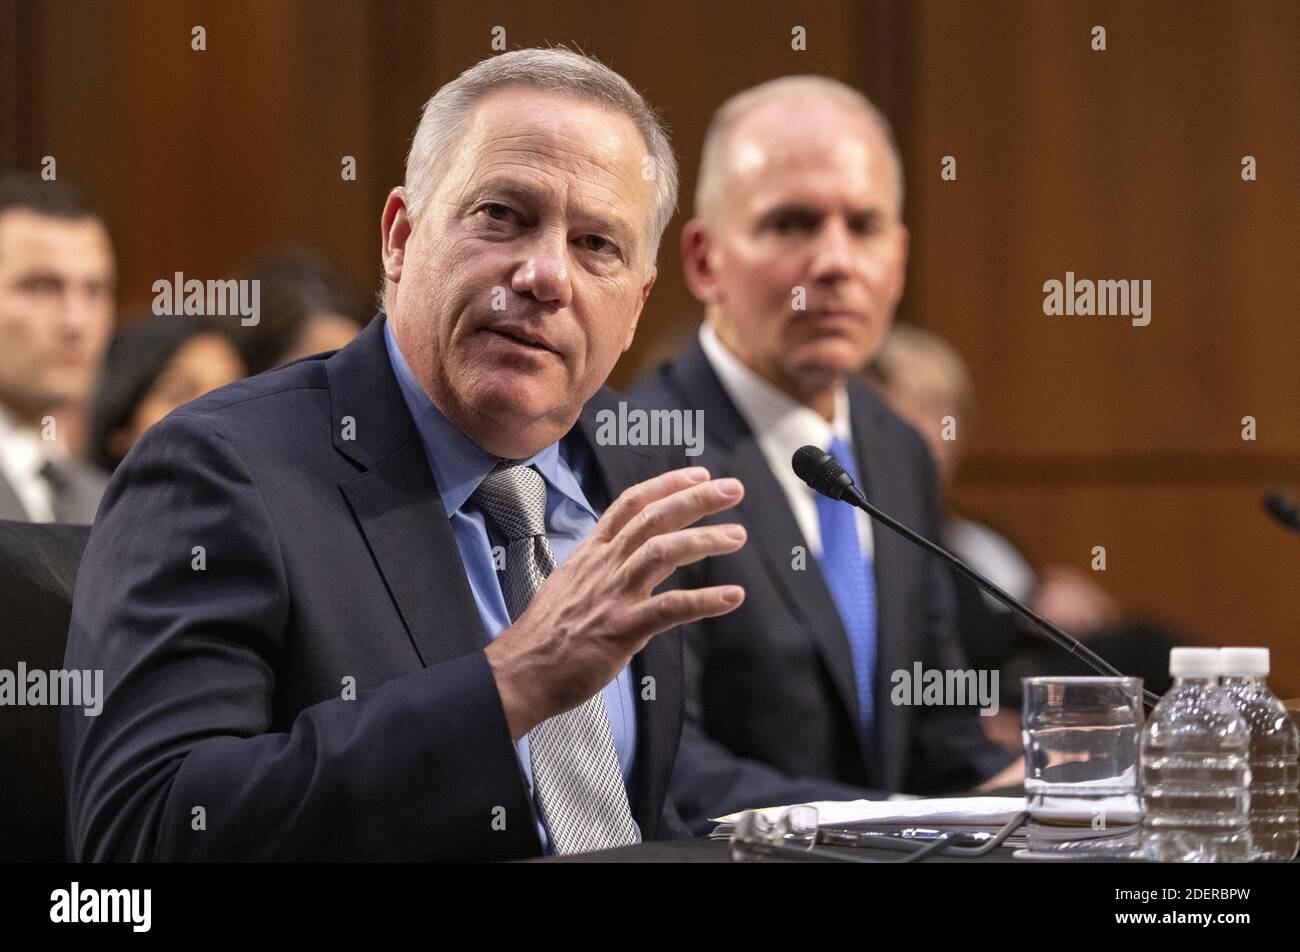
[
  {"x1": 1220, "y1": 647, "x2": 1270, "y2": 676},
  {"x1": 1169, "y1": 647, "x2": 1221, "y2": 677}
]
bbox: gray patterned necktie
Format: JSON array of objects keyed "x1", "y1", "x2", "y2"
[{"x1": 471, "y1": 462, "x2": 639, "y2": 854}]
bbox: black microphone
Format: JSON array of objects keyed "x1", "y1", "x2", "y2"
[
  {"x1": 1264, "y1": 491, "x2": 1300, "y2": 533},
  {"x1": 792, "y1": 444, "x2": 1162, "y2": 709}
]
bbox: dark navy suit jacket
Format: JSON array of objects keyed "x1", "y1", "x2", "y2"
[
  {"x1": 61, "y1": 315, "x2": 687, "y2": 861},
  {"x1": 633, "y1": 340, "x2": 1016, "y2": 831}
]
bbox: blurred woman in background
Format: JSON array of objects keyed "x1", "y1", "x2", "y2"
[
  {"x1": 235, "y1": 250, "x2": 368, "y2": 374},
  {"x1": 86, "y1": 314, "x2": 246, "y2": 472}
]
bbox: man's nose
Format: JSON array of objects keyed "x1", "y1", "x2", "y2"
[
  {"x1": 53, "y1": 286, "x2": 103, "y2": 340},
  {"x1": 512, "y1": 229, "x2": 573, "y2": 308},
  {"x1": 808, "y1": 217, "x2": 855, "y2": 283}
]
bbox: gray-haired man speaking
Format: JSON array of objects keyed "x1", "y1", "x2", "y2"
[{"x1": 64, "y1": 48, "x2": 746, "y2": 861}]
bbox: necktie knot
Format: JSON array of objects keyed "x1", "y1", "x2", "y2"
[
  {"x1": 40, "y1": 458, "x2": 68, "y2": 490},
  {"x1": 827, "y1": 436, "x2": 854, "y2": 477},
  {"x1": 472, "y1": 463, "x2": 548, "y2": 541}
]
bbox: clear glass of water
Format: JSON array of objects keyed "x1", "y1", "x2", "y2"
[{"x1": 1022, "y1": 676, "x2": 1144, "y2": 858}]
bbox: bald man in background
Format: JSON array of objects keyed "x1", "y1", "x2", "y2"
[
  {"x1": 0, "y1": 173, "x2": 114, "y2": 524},
  {"x1": 634, "y1": 77, "x2": 1020, "y2": 830}
]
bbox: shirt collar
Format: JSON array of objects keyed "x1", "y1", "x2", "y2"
[
  {"x1": 698, "y1": 321, "x2": 853, "y2": 458},
  {"x1": 382, "y1": 317, "x2": 596, "y2": 519},
  {"x1": 0, "y1": 402, "x2": 55, "y2": 481}
]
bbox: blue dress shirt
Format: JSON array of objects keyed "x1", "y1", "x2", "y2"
[{"x1": 383, "y1": 318, "x2": 639, "y2": 850}]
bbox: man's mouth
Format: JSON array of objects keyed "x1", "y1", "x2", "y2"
[
  {"x1": 51, "y1": 350, "x2": 90, "y2": 368},
  {"x1": 483, "y1": 324, "x2": 558, "y2": 354},
  {"x1": 804, "y1": 308, "x2": 862, "y2": 320}
]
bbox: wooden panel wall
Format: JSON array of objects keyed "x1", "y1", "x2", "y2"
[
  {"x1": 894, "y1": 1, "x2": 1300, "y2": 694},
  {"x1": 2, "y1": 0, "x2": 1295, "y2": 693}
]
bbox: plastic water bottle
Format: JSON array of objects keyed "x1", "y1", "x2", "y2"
[
  {"x1": 1220, "y1": 648, "x2": 1299, "y2": 862},
  {"x1": 1141, "y1": 647, "x2": 1251, "y2": 862}
]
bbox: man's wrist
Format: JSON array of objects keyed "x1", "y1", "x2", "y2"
[{"x1": 484, "y1": 638, "x2": 543, "y2": 741}]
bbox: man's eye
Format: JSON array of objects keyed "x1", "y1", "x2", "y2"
[
  {"x1": 20, "y1": 276, "x2": 62, "y2": 294},
  {"x1": 578, "y1": 235, "x2": 617, "y2": 255},
  {"x1": 479, "y1": 203, "x2": 515, "y2": 222},
  {"x1": 771, "y1": 215, "x2": 816, "y2": 235}
]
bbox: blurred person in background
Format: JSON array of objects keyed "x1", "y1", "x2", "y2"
[
  {"x1": 868, "y1": 323, "x2": 1178, "y2": 749},
  {"x1": 86, "y1": 313, "x2": 247, "y2": 472},
  {"x1": 634, "y1": 77, "x2": 1019, "y2": 831},
  {"x1": 0, "y1": 172, "x2": 116, "y2": 524},
  {"x1": 235, "y1": 250, "x2": 368, "y2": 374}
]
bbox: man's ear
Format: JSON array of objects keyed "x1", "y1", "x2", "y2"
[
  {"x1": 381, "y1": 187, "x2": 412, "y2": 284},
  {"x1": 623, "y1": 265, "x2": 658, "y2": 352},
  {"x1": 680, "y1": 218, "x2": 720, "y2": 305}
]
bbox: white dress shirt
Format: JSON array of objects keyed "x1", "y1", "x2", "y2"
[
  {"x1": 0, "y1": 402, "x2": 57, "y2": 522},
  {"x1": 698, "y1": 322, "x2": 874, "y2": 560}
]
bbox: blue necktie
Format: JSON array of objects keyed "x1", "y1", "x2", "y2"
[{"x1": 813, "y1": 436, "x2": 877, "y2": 729}]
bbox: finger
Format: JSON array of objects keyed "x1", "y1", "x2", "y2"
[
  {"x1": 614, "y1": 477, "x2": 745, "y2": 559},
  {"x1": 625, "y1": 585, "x2": 746, "y2": 642},
  {"x1": 591, "y1": 466, "x2": 711, "y2": 542},
  {"x1": 620, "y1": 524, "x2": 746, "y2": 593}
]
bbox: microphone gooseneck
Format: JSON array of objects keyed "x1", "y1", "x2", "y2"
[{"x1": 792, "y1": 444, "x2": 1162, "y2": 709}]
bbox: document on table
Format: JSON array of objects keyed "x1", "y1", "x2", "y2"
[
  {"x1": 710, "y1": 796, "x2": 1027, "y2": 838},
  {"x1": 711, "y1": 795, "x2": 1139, "y2": 845}
]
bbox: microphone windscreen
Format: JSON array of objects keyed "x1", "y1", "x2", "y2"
[
  {"x1": 792, "y1": 444, "x2": 843, "y2": 498},
  {"x1": 791, "y1": 445, "x2": 826, "y2": 485}
]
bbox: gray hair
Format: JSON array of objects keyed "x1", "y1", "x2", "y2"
[
  {"x1": 869, "y1": 323, "x2": 972, "y2": 410},
  {"x1": 401, "y1": 47, "x2": 677, "y2": 273},
  {"x1": 694, "y1": 75, "x2": 904, "y2": 222}
]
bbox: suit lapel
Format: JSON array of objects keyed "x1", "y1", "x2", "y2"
[
  {"x1": 328, "y1": 317, "x2": 488, "y2": 667},
  {"x1": 733, "y1": 440, "x2": 866, "y2": 729},
  {"x1": 668, "y1": 344, "x2": 866, "y2": 733},
  {"x1": 338, "y1": 447, "x2": 488, "y2": 667},
  {"x1": 627, "y1": 633, "x2": 681, "y2": 839},
  {"x1": 574, "y1": 389, "x2": 653, "y2": 509},
  {"x1": 0, "y1": 472, "x2": 28, "y2": 522},
  {"x1": 850, "y1": 387, "x2": 917, "y2": 792},
  {"x1": 575, "y1": 390, "x2": 681, "y2": 839}
]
